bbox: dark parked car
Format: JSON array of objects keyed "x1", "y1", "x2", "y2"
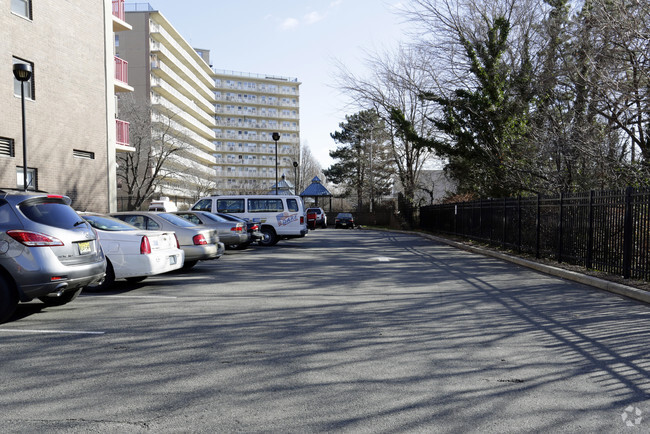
[
  {"x1": 334, "y1": 212, "x2": 355, "y2": 229},
  {"x1": 174, "y1": 211, "x2": 249, "y2": 249},
  {"x1": 0, "y1": 190, "x2": 106, "y2": 323},
  {"x1": 213, "y1": 212, "x2": 263, "y2": 246}
]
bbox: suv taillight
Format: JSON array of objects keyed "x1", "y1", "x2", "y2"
[
  {"x1": 7, "y1": 230, "x2": 64, "y2": 247},
  {"x1": 300, "y1": 216, "x2": 304, "y2": 224},
  {"x1": 174, "y1": 233, "x2": 180, "y2": 249},
  {"x1": 193, "y1": 234, "x2": 207, "y2": 245},
  {"x1": 140, "y1": 235, "x2": 152, "y2": 254}
]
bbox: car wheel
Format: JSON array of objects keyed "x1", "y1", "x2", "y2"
[
  {"x1": 125, "y1": 276, "x2": 147, "y2": 283},
  {"x1": 39, "y1": 288, "x2": 82, "y2": 307},
  {"x1": 0, "y1": 274, "x2": 18, "y2": 324},
  {"x1": 86, "y1": 260, "x2": 115, "y2": 291},
  {"x1": 182, "y1": 260, "x2": 198, "y2": 270},
  {"x1": 258, "y1": 227, "x2": 278, "y2": 247}
]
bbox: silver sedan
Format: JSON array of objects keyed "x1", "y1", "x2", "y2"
[
  {"x1": 174, "y1": 211, "x2": 249, "y2": 249},
  {"x1": 110, "y1": 211, "x2": 225, "y2": 269}
]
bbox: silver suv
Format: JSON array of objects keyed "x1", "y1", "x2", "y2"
[{"x1": 0, "y1": 190, "x2": 106, "y2": 323}]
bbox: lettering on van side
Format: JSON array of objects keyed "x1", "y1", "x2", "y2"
[{"x1": 276, "y1": 212, "x2": 298, "y2": 226}]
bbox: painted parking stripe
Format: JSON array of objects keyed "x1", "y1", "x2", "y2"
[
  {"x1": 82, "y1": 295, "x2": 178, "y2": 299},
  {"x1": 0, "y1": 329, "x2": 105, "y2": 335}
]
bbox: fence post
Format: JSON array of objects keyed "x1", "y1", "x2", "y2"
[
  {"x1": 517, "y1": 195, "x2": 522, "y2": 253},
  {"x1": 536, "y1": 193, "x2": 541, "y2": 259},
  {"x1": 558, "y1": 192, "x2": 564, "y2": 263},
  {"x1": 502, "y1": 198, "x2": 507, "y2": 249},
  {"x1": 623, "y1": 186, "x2": 634, "y2": 279},
  {"x1": 586, "y1": 190, "x2": 594, "y2": 269}
]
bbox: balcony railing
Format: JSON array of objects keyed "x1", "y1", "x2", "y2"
[
  {"x1": 116, "y1": 119, "x2": 130, "y2": 146},
  {"x1": 112, "y1": 0, "x2": 125, "y2": 21},
  {"x1": 115, "y1": 56, "x2": 128, "y2": 84}
]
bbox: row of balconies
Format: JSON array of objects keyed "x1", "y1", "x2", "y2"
[
  {"x1": 150, "y1": 40, "x2": 214, "y2": 102},
  {"x1": 214, "y1": 145, "x2": 296, "y2": 154},
  {"x1": 113, "y1": 1, "x2": 132, "y2": 150},
  {"x1": 213, "y1": 82, "x2": 298, "y2": 96},
  {"x1": 151, "y1": 77, "x2": 214, "y2": 126},
  {"x1": 151, "y1": 59, "x2": 215, "y2": 111},
  {"x1": 155, "y1": 113, "x2": 216, "y2": 156},
  {"x1": 215, "y1": 132, "x2": 299, "y2": 143},
  {"x1": 149, "y1": 21, "x2": 213, "y2": 90},
  {"x1": 214, "y1": 119, "x2": 299, "y2": 131},
  {"x1": 215, "y1": 95, "x2": 298, "y2": 108},
  {"x1": 151, "y1": 93, "x2": 215, "y2": 139},
  {"x1": 215, "y1": 107, "x2": 298, "y2": 120}
]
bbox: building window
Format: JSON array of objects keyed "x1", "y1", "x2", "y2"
[
  {"x1": 73, "y1": 149, "x2": 95, "y2": 160},
  {"x1": 0, "y1": 137, "x2": 15, "y2": 157},
  {"x1": 13, "y1": 57, "x2": 34, "y2": 100},
  {"x1": 11, "y1": 0, "x2": 31, "y2": 19},
  {"x1": 16, "y1": 167, "x2": 37, "y2": 190}
]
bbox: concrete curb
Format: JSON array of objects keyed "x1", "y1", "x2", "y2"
[{"x1": 378, "y1": 228, "x2": 650, "y2": 305}]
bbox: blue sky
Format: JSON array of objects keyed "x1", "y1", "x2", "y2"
[{"x1": 146, "y1": 0, "x2": 410, "y2": 169}]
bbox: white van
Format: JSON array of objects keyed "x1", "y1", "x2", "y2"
[
  {"x1": 148, "y1": 197, "x2": 178, "y2": 212},
  {"x1": 191, "y1": 195, "x2": 308, "y2": 246}
]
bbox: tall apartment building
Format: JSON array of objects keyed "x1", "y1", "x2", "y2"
[
  {"x1": 213, "y1": 71, "x2": 300, "y2": 195},
  {"x1": 118, "y1": 4, "x2": 300, "y2": 207},
  {"x1": 1, "y1": 0, "x2": 133, "y2": 212}
]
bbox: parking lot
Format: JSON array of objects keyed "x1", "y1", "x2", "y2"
[{"x1": 2, "y1": 229, "x2": 650, "y2": 432}]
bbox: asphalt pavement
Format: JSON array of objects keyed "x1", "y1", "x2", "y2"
[{"x1": 1, "y1": 228, "x2": 649, "y2": 433}]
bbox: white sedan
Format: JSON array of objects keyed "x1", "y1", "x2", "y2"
[{"x1": 81, "y1": 213, "x2": 184, "y2": 290}]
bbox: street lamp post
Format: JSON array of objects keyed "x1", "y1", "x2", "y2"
[
  {"x1": 272, "y1": 132, "x2": 280, "y2": 195},
  {"x1": 13, "y1": 63, "x2": 32, "y2": 191},
  {"x1": 292, "y1": 161, "x2": 298, "y2": 194}
]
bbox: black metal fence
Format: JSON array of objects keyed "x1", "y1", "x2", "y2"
[{"x1": 419, "y1": 187, "x2": 650, "y2": 281}]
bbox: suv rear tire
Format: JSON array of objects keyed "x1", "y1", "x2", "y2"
[{"x1": 0, "y1": 274, "x2": 18, "y2": 323}]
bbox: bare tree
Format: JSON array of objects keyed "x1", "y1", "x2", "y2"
[
  {"x1": 116, "y1": 94, "x2": 188, "y2": 210},
  {"x1": 335, "y1": 45, "x2": 435, "y2": 204}
]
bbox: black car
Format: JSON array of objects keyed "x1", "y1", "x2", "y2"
[
  {"x1": 214, "y1": 212, "x2": 263, "y2": 247},
  {"x1": 335, "y1": 212, "x2": 355, "y2": 229}
]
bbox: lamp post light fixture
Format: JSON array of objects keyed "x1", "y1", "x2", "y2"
[
  {"x1": 292, "y1": 161, "x2": 299, "y2": 194},
  {"x1": 272, "y1": 132, "x2": 280, "y2": 195},
  {"x1": 13, "y1": 63, "x2": 32, "y2": 191}
]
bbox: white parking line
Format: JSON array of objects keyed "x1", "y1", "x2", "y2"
[
  {"x1": 82, "y1": 295, "x2": 178, "y2": 299},
  {"x1": 0, "y1": 329, "x2": 105, "y2": 335}
]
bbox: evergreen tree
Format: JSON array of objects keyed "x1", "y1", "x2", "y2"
[{"x1": 325, "y1": 110, "x2": 394, "y2": 210}]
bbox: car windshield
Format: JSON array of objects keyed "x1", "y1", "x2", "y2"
[
  {"x1": 19, "y1": 198, "x2": 85, "y2": 229},
  {"x1": 158, "y1": 213, "x2": 198, "y2": 227},
  {"x1": 337, "y1": 213, "x2": 352, "y2": 218},
  {"x1": 83, "y1": 214, "x2": 137, "y2": 231},
  {"x1": 201, "y1": 212, "x2": 228, "y2": 223},
  {"x1": 218, "y1": 213, "x2": 244, "y2": 222}
]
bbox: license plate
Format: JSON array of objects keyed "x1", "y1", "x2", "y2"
[
  {"x1": 77, "y1": 241, "x2": 92, "y2": 255},
  {"x1": 169, "y1": 255, "x2": 177, "y2": 265}
]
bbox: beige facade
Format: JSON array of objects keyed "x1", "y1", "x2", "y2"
[
  {"x1": 0, "y1": 0, "x2": 132, "y2": 212},
  {"x1": 118, "y1": 5, "x2": 300, "y2": 207}
]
